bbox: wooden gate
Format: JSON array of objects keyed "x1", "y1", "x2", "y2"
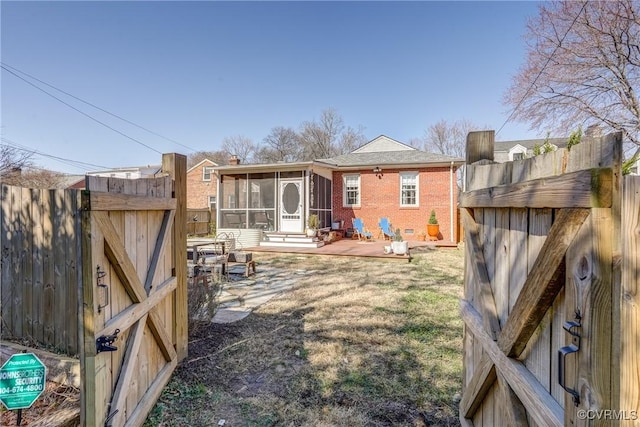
[
  {"x1": 459, "y1": 131, "x2": 622, "y2": 426},
  {"x1": 80, "y1": 154, "x2": 187, "y2": 427}
]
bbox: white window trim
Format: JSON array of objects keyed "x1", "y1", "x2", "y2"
[
  {"x1": 399, "y1": 171, "x2": 419, "y2": 207},
  {"x1": 202, "y1": 166, "x2": 213, "y2": 181},
  {"x1": 343, "y1": 174, "x2": 360, "y2": 207},
  {"x1": 208, "y1": 195, "x2": 216, "y2": 209}
]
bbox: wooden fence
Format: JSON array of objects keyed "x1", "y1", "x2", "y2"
[
  {"x1": 0, "y1": 153, "x2": 187, "y2": 427},
  {"x1": 459, "y1": 131, "x2": 639, "y2": 426},
  {"x1": 187, "y1": 208, "x2": 212, "y2": 236},
  {"x1": 0, "y1": 186, "x2": 81, "y2": 355}
]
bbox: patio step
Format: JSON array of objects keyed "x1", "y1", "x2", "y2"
[{"x1": 261, "y1": 233, "x2": 325, "y2": 248}]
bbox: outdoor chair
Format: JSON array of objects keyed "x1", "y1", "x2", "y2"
[
  {"x1": 253, "y1": 211, "x2": 271, "y2": 230},
  {"x1": 378, "y1": 217, "x2": 396, "y2": 241},
  {"x1": 223, "y1": 212, "x2": 244, "y2": 228},
  {"x1": 197, "y1": 233, "x2": 232, "y2": 282},
  {"x1": 352, "y1": 218, "x2": 373, "y2": 241}
]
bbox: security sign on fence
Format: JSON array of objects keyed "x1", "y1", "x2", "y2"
[{"x1": 0, "y1": 353, "x2": 47, "y2": 410}]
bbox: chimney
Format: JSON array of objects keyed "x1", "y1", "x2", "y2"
[{"x1": 229, "y1": 155, "x2": 240, "y2": 166}]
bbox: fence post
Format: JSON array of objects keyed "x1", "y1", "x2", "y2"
[
  {"x1": 466, "y1": 130, "x2": 495, "y2": 164},
  {"x1": 162, "y1": 153, "x2": 188, "y2": 361}
]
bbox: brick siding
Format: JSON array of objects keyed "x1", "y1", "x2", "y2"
[
  {"x1": 186, "y1": 161, "x2": 217, "y2": 209},
  {"x1": 332, "y1": 167, "x2": 459, "y2": 242}
]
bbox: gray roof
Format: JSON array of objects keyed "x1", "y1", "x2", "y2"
[
  {"x1": 317, "y1": 150, "x2": 464, "y2": 168},
  {"x1": 495, "y1": 137, "x2": 568, "y2": 152}
]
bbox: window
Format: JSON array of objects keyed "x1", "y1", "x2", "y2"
[
  {"x1": 512, "y1": 152, "x2": 525, "y2": 161},
  {"x1": 208, "y1": 195, "x2": 216, "y2": 210},
  {"x1": 343, "y1": 174, "x2": 360, "y2": 207},
  {"x1": 203, "y1": 166, "x2": 214, "y2": 181},
  {"x1": 400, "y1": 172, "x2": 418, "y2": 207}
]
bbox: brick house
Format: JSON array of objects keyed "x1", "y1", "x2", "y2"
[
  {"x1": 212, "y1": 135, "x2": 463, "y2": 247},
  {"x1": 325, "y1": 136, "x2": 463, "y2": 243},
  {"x1": 186, "y1": 159, "x2": 218, "y2": 209}
]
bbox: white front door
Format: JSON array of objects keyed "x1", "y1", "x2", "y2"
[{"x1": 279, "y1": 179, "x2": 304, "y2": 232}]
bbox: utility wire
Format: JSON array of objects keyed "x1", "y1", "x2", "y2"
[
  {"x1": 2, "y1": 65, "x2": 162, "y2": 154},
  {"x1": 2, "y1": 138, "x2": 112, "y2": 171},
  {"x1": 1, "y1": 62, "x2": 198, "y2": 153},
  {"x1": 496, "y1": 1, "x2": 588, "y2": 137}
]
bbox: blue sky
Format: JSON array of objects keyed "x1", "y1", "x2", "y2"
[{"x1": 1, "y1": 1, "x2": 543, "y2": 174}]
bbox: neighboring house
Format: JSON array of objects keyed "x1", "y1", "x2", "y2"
[
  {"x1": 212, "y1": 135, "x2": 464, "y2": 247},
  {"x1": 186, "y1": 159, "x2": 219, "y2": 210},
  {"x1": 494, "y1": 138, "x2": 568, "y2": 163},
  {"x1": 85, "y1": 165, "x2": 162, "y2": 179}
]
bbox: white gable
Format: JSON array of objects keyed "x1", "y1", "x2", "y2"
[{"x1": 352, "y1": 135, "x2": 416, "y2": 153}]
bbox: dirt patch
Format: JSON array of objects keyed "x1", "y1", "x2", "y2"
[{"x1": 145, "y1": 249, "x2": 465, "y2": 426}]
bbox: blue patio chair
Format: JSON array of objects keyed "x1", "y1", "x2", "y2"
[
  {"x1": 352, "y1": 218, "x2": 373, "y2": 241},
  {"x1": 378, "y1": 217, "x2": 396, "y2": 240}
]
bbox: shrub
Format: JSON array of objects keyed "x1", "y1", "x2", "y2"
[{"x1": 428, "y1": 210, "x2": 438, "y2": 225}]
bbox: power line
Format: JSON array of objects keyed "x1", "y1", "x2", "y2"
[
  {"x1": 496, "y1": 1, "x2": 588, "y2": 137},
  {"x1": 1, "y1": 62, "x2": 198, "y2": 153},
  {"x1": 2, "y1": 65, "x2": 163, "y2": 154},
  {"x1": 1, "y1": 138, "x2": 112, "y2": 171}
]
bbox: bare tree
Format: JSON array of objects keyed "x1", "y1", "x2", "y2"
[
  {"x1": 0, "y1": 145, "x2": 32, "y2": 177},
  {"x1": 505, "y1": 0, "x2": 640, "y2": 156},
  {"x1": 297, "y1": 108, "x2": 365, "y2": 159},
  {"x1": 221, "y1": 135, "x2": 256, "y2": 164},
  {"x1": 421, "y1": 119, "x2": 481, "y2": 158},
  {"x1": 257, "y1": 126, "x2": 302, "y2": 163},
  {"x1": 2, "y1": 168, "x2": 65, "y2": 188},
  {"x1": 338, "y1": 125, "x2": 368, "y2": 154},
  {"x1": 187, "y1": 150, "x2": 229, "y2": 168}
]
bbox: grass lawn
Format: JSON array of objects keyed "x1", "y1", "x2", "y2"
[{"x1": 145, "y1": 247, "x2": 464, "y2": 426}]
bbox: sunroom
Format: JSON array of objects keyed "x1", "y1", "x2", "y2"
[{"x1": 213, "y1": 161, "x2": 335, "y2": 247}]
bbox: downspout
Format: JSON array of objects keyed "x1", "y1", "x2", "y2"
[{"x1": 450, "y1": 161, "x2": 454, "y2": 242}]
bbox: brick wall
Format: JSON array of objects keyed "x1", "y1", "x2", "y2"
[
  {"x1": 332, "y1": 167, "x2": 459, "y2": 242},
  {"x1": 186, "y1": 161, "x2": 217, "y2": 209}
]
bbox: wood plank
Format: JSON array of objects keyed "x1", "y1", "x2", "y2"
[
  {"x1": 562, "y1": 209, "x2": 591, "y2": 425},
  {"x1": 42, "y1": 190, "x2": 55, "y2": 349},
  {"x1": 163, "y1": 153, "x2": 188, "y2": 361},
  {"x1": 523, "y1": 209, "x2": 553, "y2": 392},
  {"x1": 109, "y1": 315, "x2": 147, "y2": 427},
  {"x1": 65, "y1": 189, "x2": 79, "y2": 355},
  {"x1": 459, "y1": 168, "x2": 613, "y2": 209},
  {"x1": 79, "y1": 193, "x2": 97, "y2": 427},
  {"x1": 21, "y1": 188, "x2": 34, "y2": 341},
  {"x1": 582, "y1": 207, "x2": 613, "y2": 425},
  {"x1": 461, "y1": 208, "x2": 501, "y2": 340},
  {"x1": 31, "y1": 189, "x2": 44, "y2": 343},
  {"x1": 53, "y1": 189, "x2": 66, "y2": 350},
  {"x1": 494, "y1": 208, "x2": 510, "y2": 328},
  {"x1": 0, "y1": 185, "x2": 13, "y2": 339},
  {"x1": 498, "y1": 208, "x2": 590, "y2": 357},
  {"x1": 621, "y1": 176, "x2": 640, "y2": 425},
  {"x1": 85, "y1": 192, "x2": 176, "y2": 211},
  {"x1": 461, "y1": 300, "x2": 563, "y2": 427}
]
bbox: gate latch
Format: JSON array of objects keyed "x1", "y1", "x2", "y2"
[
  {"x1": 558, "y1": 311, "x2": 581, "y2": 406},
  {"x1": 96, "y1": 329, "x2": 120, "y2": 353}
]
